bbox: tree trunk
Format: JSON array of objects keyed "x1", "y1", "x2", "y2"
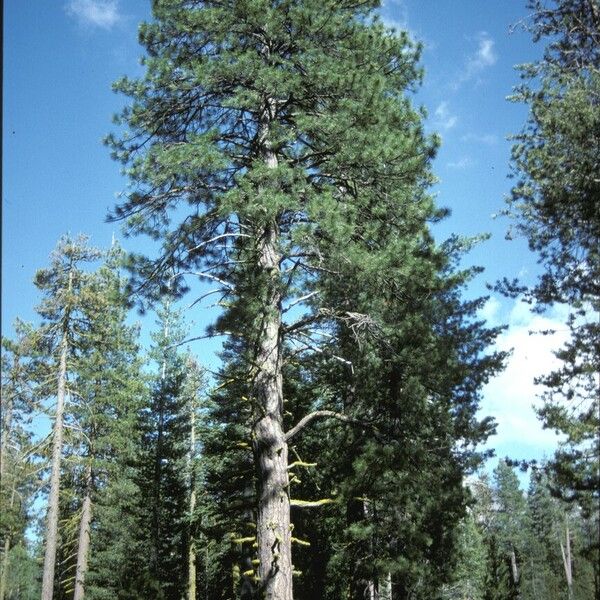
[
  {"x1": 363, "y1": 499, "x2": 378, "y2": 600},
  {"x1": 153, "y1": 317, "x2": 169, "y2": 579},
  {"x1": 560, "y1": 517, "x2": 574, "y2": 600},
  {"x1": 73, "y1": 464, "x2": 93, "y2": 600},
  {"x1": 251, "y1": 90, "x2": 293, "y2": 599},
  {"x1": 381, "y1": 573, "x2": 392, "y2": 600},
  {"x1": 188, "y1": 391, "x2": 196, "y2": 600},
  {"x1": 41, "y1": 331, "x2": 69, "y2": 600},
  {"x1": 253, "y1": 223, "x2": 292, "y2": 600},
  {"x1": 509, "y1": 547, "x2": 521, "y2": 600}
]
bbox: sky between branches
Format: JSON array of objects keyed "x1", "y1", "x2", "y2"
[{"x1": 2, "y1": 0, "x2": 567, "y2": 472}]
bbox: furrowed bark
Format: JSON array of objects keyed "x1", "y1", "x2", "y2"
[
  {"x1": 41, "y1": 330, "x2": 69, "y2": 600},
  {"x1": 253, "y1": 222, "x2": 292, "y2": 600},
  {"x1": 252, "y1": 94, "x2": 293, "y2": 600},
  {"x1": 73, "y1": 464, "x2": 93, "y2": 600}
]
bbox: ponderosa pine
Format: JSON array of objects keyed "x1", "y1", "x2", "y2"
[{"x1": 108, "y1": 2, "x2": 502, "y2": 598}]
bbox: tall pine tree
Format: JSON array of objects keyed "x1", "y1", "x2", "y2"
[{"x1": 108, "y1": 2, "x2": 504, "y2": 597}]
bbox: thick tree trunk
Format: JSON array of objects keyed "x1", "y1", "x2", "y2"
[
  {"x1": 41, "y1": 331, "x2": 68, "y2": 600},
  {"x1": 251, "y1": 90, "x2": 293, "y2": 599},
  {"x1": 253, "y1": 224, "x2": 292, "y2": 600},
  {"x1": 73, "y1": 465, "x2": 93, "y2": 600}
]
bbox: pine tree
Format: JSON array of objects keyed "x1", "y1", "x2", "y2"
[
  {"x1": 492, "y1": 461, "x2": 529, "y2": 600},
  {"x1": 503, "y1": 0, "x2": 599, "y2": 512},
  {"x1": 1, "y1": 328, "x2": 42, "y2": 600},
  {"x1": 60, "y1": 244, "x2": 148, "y2": 600},
  {"x1": 33, "y1": 235, "x2": 102, "y2": 600},
  {"x1": 178, "y1": 355, "x2": 207, "y2": 600},
  {"x1": 108, "y1": 2, "x2": 503, "y2": 597},
  {"x1": 523, "y1": 469, "x2": 563, "y2": 600}
]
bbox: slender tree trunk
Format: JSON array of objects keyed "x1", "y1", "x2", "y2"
[
  {"x1": 188, "y1": 393, "x2": 196, "y2": 600},
  {"x1": 363, "y1": 499, "x2": 378, "y2": 600},
  {"x1": 252, "y1": 93, "x2": 293, "y2": 599},
  {"x1": 153, "y1": 315, "x2": 169, "y2": 579},
  {"x1": 41, "y1": 331, "x2": 69, "y2": 600},
  {"x1": 73, "y1": 464, "x2": 93, "y2": 600},
  {"x1": 560, "y1": 517, "x2": 574, "y2": 600},
  {"x1": 509, "y1": 547, "x2": 521, "y2": 600},
  {"x1": 381, "y1": 573, "x2": 392, "y2": 600}
]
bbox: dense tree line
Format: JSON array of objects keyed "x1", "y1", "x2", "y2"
[{"x1": 1, "y1": 0, "x2": 598, "y2": 599}]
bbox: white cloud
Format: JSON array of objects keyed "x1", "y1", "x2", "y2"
[
  {"x1": 452, "y1": 32, "x2": 497, "y2": 89},
  {"x1": 447, "y1": 156, "x2": 474, "y2": 169},
  {"x1": 481, "y1": 301, "x2": 570, "y2": 459},
  {"x1": 66, "y1": 0, "x2": 122, "y2": 29},
  {"x1": 470, "y1": 33, "x2": 497, "y2": 71},
  {"x1": 434, "y1": 101, "x2": 457, "y2": 130},
  {"x1": 461, "y1": 133, "x2": 498, "y2": 145}
]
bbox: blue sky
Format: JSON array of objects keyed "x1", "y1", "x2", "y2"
[{"x1": 3, "y1": 0, "x2": 567, "y2": 478}]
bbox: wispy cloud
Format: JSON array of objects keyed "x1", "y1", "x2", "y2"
[
  {"x1": 468, "y1": 33, "x2": 497, "y2": 73},
  {"x1": 380, "y1": 0, "x2": 409, "y2": 32},
  {"x1": 434, "y1": 101, "x2": 457, "y2": 130},
  {"x1": 447, "y1": 156, "x2": 474, "y2": 169},
  {"x1": 452, "y1": 32, "x2": 497, "y2": 90},
  {"x1": 478, "y1": 296, "x2": 502, "y2": 326},
  {"x1": 461, "y1": 133, "x2": 498, "y2": 145},
  {"x1": 66, "y1": 0, "x2": 122, "y2": 30}
]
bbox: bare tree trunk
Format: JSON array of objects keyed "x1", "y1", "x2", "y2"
[
  {"x1": 73, "y1": 464, "x2": 93, "y2": 600},
  {"x1": 188, "y1": 389, "x2": 196, "y2": 600},
  {"x1": 41, "y1": 331, "x2": 69, "y2": 600},
  {"x1": 363, "y1": 499, "x2": 378, "y2": 600},
  {"x1": 153, "y1": 312, "x2": 169, "y2": 579},
  {"x1": 560, "y1": 517, "x2": 574, "y2": 600},
  {"x1": 509, "y1": 547, "x2": 521, "y2": 600}
]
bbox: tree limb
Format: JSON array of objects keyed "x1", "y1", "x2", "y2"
[{"x1": 285, "y1": 410, "x2": 365, "y2": 442}]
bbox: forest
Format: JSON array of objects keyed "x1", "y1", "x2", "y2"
[{"x1": 1, "y1": 0, "x2": 598, "y2": 599}]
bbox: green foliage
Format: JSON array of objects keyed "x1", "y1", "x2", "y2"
[
  {"x1": 0, "y1": 544, "x2": 41, "y2": 600},
  {"x1": 504, "y1": 0, "x2": 599, "y2": 510},
  {"x1": 468, "y1": 463, "x2": 599, "y2": 600},
  {"x1": 106, "y1": 1, "x2": 508, "y2": 598}
]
